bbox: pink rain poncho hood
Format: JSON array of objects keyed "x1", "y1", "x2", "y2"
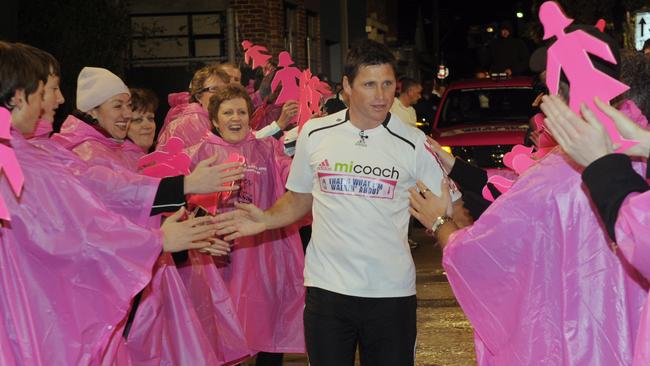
[
  {"x1": 188, "y1": 132, "x2": 303, "y2": 353},
  {"x1": 158, "y1": 101, "x2": 211, "y2": 149},
  {"x1": 0, "y1": 130, "x2": 161, "y2": 365},
  {"x1": 32, "y1": 119, "x2": 53, "y2": 138},
  {"x1": 53, "y1": 115, "x2": 145, "y2": 170},
  {"x1": 162, "y1": 91, "x2": 191, "y2": 132}
]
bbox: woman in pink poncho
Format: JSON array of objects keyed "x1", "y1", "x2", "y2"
[
  {"x1": 407, "y1": 97, "x2": 650, "y2": 364},
  {"x1": 541, "y1": 95, "x2": 650, "y2": 365},
  {"x1": 0, "y1": 41, "x2": 222, "y2": 365},
  {"x1": 159, "y1": 64, "x2": 298, "y2": 150},
  {"x1": 50, "y1": 66, "x2": 250, "y2": 365},
  {"x1": 129, "y1": 86, "x2": 254, "y2": 364},
  {"x1": 158, "y1": 64, "x2": 230, "y2": 148},
  {"x1": 187, "y1": 84, "x2": 305, "y2": 365}
]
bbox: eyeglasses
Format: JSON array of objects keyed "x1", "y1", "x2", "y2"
[{"x1": 199, "y1": 86, "x2": 220, "y2": 94}]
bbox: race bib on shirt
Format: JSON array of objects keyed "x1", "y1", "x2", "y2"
[{"x1": 317, "y1": 172, "x2": 396, "y2": 199}]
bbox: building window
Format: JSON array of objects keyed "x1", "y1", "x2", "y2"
[
  {"x1": 129, "y1": 11, "x2": 226, "y2": 67},
  {"x1": 284, "y1": 2, "x2": 298, "y2": 55},
  {"x1": 307, "y1": 12, "x2": 318, "y2": 71}
]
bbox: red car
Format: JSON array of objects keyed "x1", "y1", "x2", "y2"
[{"x1": 431, "y1": 76, "x2": 537, "y2": 168}]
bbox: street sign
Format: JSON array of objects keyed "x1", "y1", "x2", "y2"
[{"x1": 635, "y1": 11, "x2": 650, "y2": 51}]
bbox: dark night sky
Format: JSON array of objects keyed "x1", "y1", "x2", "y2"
[{"x1": 398, "y1": 0, "x2": 536, "y2": 78}]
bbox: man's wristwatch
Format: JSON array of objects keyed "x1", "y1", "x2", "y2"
[{"x1": 431, "y1": 215, "x2": 453, "y2": 236}]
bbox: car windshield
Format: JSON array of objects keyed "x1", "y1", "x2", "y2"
[{"x1": 438, "y1": 87, "x2": 536, "y2": 129}]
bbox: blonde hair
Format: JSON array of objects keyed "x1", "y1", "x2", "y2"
[{"x1": 188, "y1": 64, "x2": 230, "y2": 103}]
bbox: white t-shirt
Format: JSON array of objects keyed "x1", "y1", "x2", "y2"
[
  {"x1": 286, "y1": 109, "x2": 461, "y2": 298},
  {"x1": 390, "y1": 97, "x2": 417, "y2": 127}
]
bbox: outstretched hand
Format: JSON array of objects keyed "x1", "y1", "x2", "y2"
[
  {"x1": 540, "y1": 95, "x2": 613, "y2": 167},
  {"x1": 161, "y1": 207, "x2": 222, "y2": 252},
  {"x1": 215, "y1": 202, "x2": 267, "y2": 241},
  {"x1": 408, "y1": 179, "x2": 452, "y2": 230},
  {"x1": 185, "y1": 155, "x2": 245, "y2": 194},
  {"x1": 277, "y1": 100, "x2": 299, "y2": 129}
]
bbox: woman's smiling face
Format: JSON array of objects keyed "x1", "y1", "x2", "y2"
[
  {"x1": 212, "y1": 97, "x2": 250, "y2": 144},
  {"x1": 89, "y1": 93, "x2": 132, "y2": 139}
]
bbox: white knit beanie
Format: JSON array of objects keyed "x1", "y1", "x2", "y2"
[{"x1": 76, "y1": 67, "x2": 130, "y2": 112}]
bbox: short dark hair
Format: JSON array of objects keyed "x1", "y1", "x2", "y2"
[
  {"x1": 19, "y1": 44, "x2": 61, "y2": 78},
  {"x1": 207, "y1": 84, "x2": 253, "y2": 123},
  {"x1": 0, "y1": 41, "x2": 49, "y2": 110},
  {"x1": 130, "y1": 88, "x2": 159, "y2": 113},
  {"x1": 620, "y1": 50, "x2": 650, "y2": 117},
  {"x1": 399, "y1": 77, "x2": 420, "y2": 94},
  {"x1": 343, "y1": 39, "x2": 396, "y2": 84}
]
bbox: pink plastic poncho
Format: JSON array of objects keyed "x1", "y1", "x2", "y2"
[
  {"x1": 0, "y1": 130, "x2": 161, "y2": 365},
  {"x1": 161, "y1": 92, "x2": 191, "y2": 132},
  {"x1": 158, "y1": 101, "x2": 212, "y2": 149},
  {"x1": 443, "y1": 150, "x2": 648, "y2": 365},
  {"x1": 53, "y1": 115, "x2": 145, "y2": 171},
  {"x1": 615, "y1": 189, "x2": 650, "y2": 366},
  {"x1": 31, "y1": 119, "x2": 53, "y2": 138},
  {"x1": 138, "y1": 140, "x2": 251, "y2": 364},
  {"x1": 52, "y1": 115, "x2": 245, "y2": 364},
  {"x1": 188, "y1": 132, "x2": 304, "y2": 353},
  {"x1": 29, "y1": 124, "x2": 160, "y2": 227}
]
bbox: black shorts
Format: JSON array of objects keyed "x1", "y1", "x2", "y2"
[{"x1": 304, "y1": 286, "x2": 417, "y2": 366}]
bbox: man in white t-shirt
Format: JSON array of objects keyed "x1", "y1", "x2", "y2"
[
  {"x1": 390, "y1": 77, "x2": 422, "y2": 127},
  {"x1": 216, "y1": 40, "x2": 461, "y2": 366}
]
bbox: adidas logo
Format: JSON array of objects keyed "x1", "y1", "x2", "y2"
[{"x1": 317, "y1": 159, "x2": 331, "y2": 171}]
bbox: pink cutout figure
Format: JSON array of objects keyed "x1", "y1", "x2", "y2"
[
  {"x1": 242, "y1": 40, "x2": 272, "y2": 70},
  {"x1": 271, "y1": 52, "x2": 302, "y2": 105},
  {"x1": 503, "y1": 145, "x2": 536, "y2": 175},
  {"x1": 0, "y1": 107, "x2": 24, "y2": 221},
  {"x1": 137, "y1": 137, "x2": 191, "y2": 178},
  {"x1": 295, "y1": 69, "x2": 333, "y2": 131},
  {"x1": 295, "y1": 70, "x2": 313, "y2": 128},
  {"x1": 540, "y1": 1, "x2": 637, "y2": 152},
  {"x1": 187, "y1": 152, "x2": 245, "y2": 215}
]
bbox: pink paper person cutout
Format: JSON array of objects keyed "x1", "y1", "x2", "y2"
[
  {"x1": 137, "y1": 137, "x2": 191, "y2": 178},
  {"x1": 295, "y1": 70, "x2": 313, "y2": 128},
  {"x1": 295, "y1": 69, "x2": 333, "y2": 131},
  {"x1": 242, "y1": 40, "x2": 272, "y2": 70},
  {"x1": 540, "y1": 1, "x2": 637, "y2": 152},
  {"x1": 0, "y1": 107, "x2": 25, "y2": 221},
  {"x1": 271, "y1": 51, "x2": 302, "y2": 105},
  {"x1": 187, "y1": 152, "x2": 245, "y2": 215}
]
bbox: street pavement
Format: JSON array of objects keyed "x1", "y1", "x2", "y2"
[{"x1": 265, "y1": 226, "x2": 477, "y2": 365}]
